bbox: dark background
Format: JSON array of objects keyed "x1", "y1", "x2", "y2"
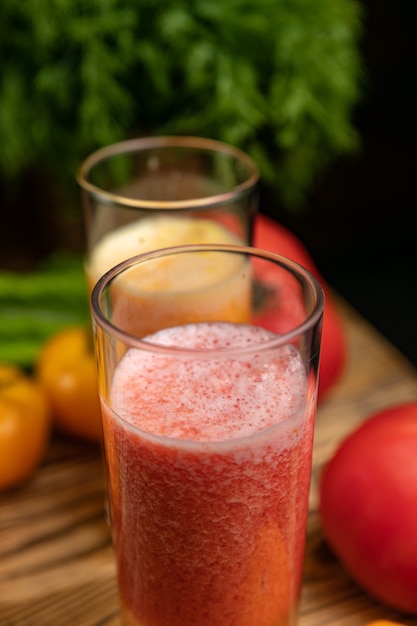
[
  {"x1": 1, "y1": 0, "x2": 416, "y2": 365},
  {"x1": 267, "y1": 0, "x2": 417, "y2": 366}
]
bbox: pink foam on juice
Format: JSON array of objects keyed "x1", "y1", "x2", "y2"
[{"x1": 101, "y1": 322, "x2": 316, "y2": 626}]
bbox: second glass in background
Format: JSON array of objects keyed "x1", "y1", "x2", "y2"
[{"x1": 77, "y1": 135, "x2": 259, "y2": 290}]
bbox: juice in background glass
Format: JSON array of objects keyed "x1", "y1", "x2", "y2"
[
  {"x1": 91, "y1": 245, "x2": 324, "y2": 626},
  {"x1": 87, "y1": 214, "x2": 244, "y2": 288},
  {"x1": 88, "y1": 216, "x2": 251, "y2": 336}
]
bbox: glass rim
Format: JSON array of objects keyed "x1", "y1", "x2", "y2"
[
  {"x1": 91, "y1": 243, "x2": 325, "y2": 357},
  {"x1": 76, "y1": 135, "x2": 260, "y2": 211}
]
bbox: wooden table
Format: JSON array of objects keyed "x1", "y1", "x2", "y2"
[{"x1": 1, "y1": 300, "x2": 417, "y2": 626}]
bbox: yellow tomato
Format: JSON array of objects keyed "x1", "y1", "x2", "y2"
[
  {"x1": 36, "y1": 326, "x2": 102, "y2": 443},
  {"x1": 0, "y1": 364, "x2": 51, "y2": 490}
]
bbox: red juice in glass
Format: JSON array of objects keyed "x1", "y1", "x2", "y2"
[{"x1": 100, "y1": 321, "x2": 316, "y2": 626}]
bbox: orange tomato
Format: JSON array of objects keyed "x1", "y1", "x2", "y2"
[
  {"x1": 0, "y1": 364, "x2": 51, "y2": 490},
  {"x1": 36, "y1": 326, "x2": 102, "y2": 443}
]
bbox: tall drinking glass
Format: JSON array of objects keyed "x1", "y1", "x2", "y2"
[
  {"x1": 77, "y1": 136, "x2": 259, "y2": 291},
  {"x1": 91, "y1": 244, "x2": 324, "y2": 626}
]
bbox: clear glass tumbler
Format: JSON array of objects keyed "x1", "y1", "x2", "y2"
[
  {"x1": 91, "y1": 244, "x2": 324, "y2": 626},
  {"x1": 77, "y1": 136, "x2": 259, "y2": 291}
]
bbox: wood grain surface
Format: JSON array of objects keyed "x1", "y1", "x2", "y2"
[{"x1": 1, "y1": 299, "x2": 417, "y2": 626}]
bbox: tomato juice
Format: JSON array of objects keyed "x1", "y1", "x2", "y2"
[{"x1": 101, "y1": 321, "x2": 315, "y2": 626}]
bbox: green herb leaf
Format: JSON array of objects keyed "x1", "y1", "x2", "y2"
[{"x1": 0, "y1": 0, "x2": 363, "y2": 208}]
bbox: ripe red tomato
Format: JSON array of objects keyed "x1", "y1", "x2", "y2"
[
  {"x1": 254, "y1": 213, "x2": 346, "y2": 401},
  {"x1": 319, "y1": 402, "x2": 417, "y2": 613}
]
